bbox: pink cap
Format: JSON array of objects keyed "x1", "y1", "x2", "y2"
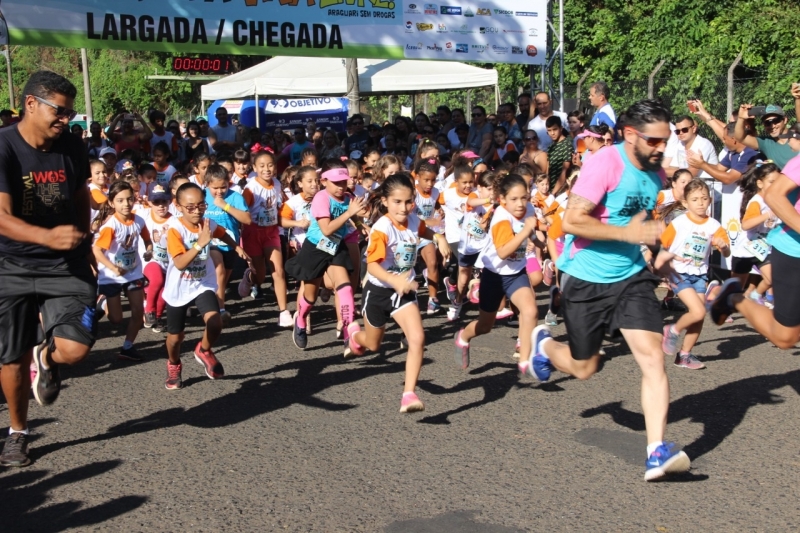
[
  {"x1": 461, "y1": 151, "x2": 480, "y2": 158},
  {"x1": 321, "y1": 168, "x2": 350, "y2": 182}
]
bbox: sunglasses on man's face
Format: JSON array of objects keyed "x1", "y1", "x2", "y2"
[
  {"x1": 626, "y1": 127, "x2": 669, "y2": 147},
  {"x1": 524, "y1": 137, "x2": 537, "y2": 142},
  {"x1": 674, "y1": 126, "x2": 693, "y2": 135},
  {"x1": 763, "y1": 117, "x2": 784, "y2": 127},
  {"x1": 33, "y1": 96, "x2": 78, "y2": 120},
  {"x1": 352, "y1": 121, "x2": 364, "y2": 126},
  {"x1": 471, "y1": 113, "x2": 484, "y2": 117}
]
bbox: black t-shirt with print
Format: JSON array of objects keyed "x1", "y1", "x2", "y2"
[
  {"x1": 0, "y1": 125, "x2": 91, "y2": 267},
  {"x1": 343, "y1": 131, "x2": 370, "y2": 155}
]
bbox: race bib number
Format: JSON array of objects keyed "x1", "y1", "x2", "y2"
[
  {"x1": 417, "y1": 204, "x2": 434, "y2": 219},
  {"x1": 744, "y1": 238, "x2": 770, "y2": 262},
  {"x1": 316, "y1": 232, "x2": 342, "y2": 255},
  {"x1": 466, "y1": 217, "x2": 486, "y2": 240},
  {"x1": 153, "y1": 243, "x2": 169, "y2": 265},
  {"x1": 257, "y1": 206, "x2": 277, "y2": 227},
  {"x1": 394, "y1": 242, "x2": 418, "y2": 272},
  {"x1": 681, "y1": 233, "x2": 709, "y2": 266},
  {"x1": 116, "y1": 247, "x2": 137, "y2": 270}
]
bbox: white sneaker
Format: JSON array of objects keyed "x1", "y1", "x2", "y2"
[
  {"x1": 279, "y1": 310, "x2": 293, "y2": 328},
  {"x1": 447, "y1": 303, "x2": 462, "y2": 321}
]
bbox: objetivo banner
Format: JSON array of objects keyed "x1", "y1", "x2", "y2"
[{"x1": 0, "y1": 0, "x2": 548, "y2": 65}]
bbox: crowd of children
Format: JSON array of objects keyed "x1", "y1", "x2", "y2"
[{"x1": 81, "y1": 108, "x2": 787, "y2": 435}]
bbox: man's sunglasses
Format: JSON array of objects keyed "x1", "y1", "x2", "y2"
[
  {"x1": 524, "y1": 136, "x2": 538, "y2": 142},
  {"x1": 626, "y1": 127, "x2": 669, "y2": 147},
  {"x1": 763, "y1": 117, "x2": 784, "y2": 127},
  {"x1": 351, "y1": 121, "x2": 364, "y2": 126},
  {"x1": 471, "y1": 113, "x2": 484, "y2": 117},
  {"x1": 33, "y1": 96, "x2": 77, "y2": 121},
  {"x1": 674, "y1": 126, "x2": 693, "y2": 135}
]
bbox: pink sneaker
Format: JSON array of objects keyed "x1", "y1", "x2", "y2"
[
  {"x1": 399, "y1": 391, "x2": 425, "y2": 413},
  {"x1": 496, "y1": 308, "x2": 514, "y2": 320},
  {"x1": 344, "y1": 322, "x2": 364, "y2": 358},
  {"x1": 238, "y1": 268, "x2": 254, "y2": 298},
  {"x1": 543, "y1": 259, "x2": 554, "y2": 287},
  {"x1": 467, "y1": 279, "x2": 480, "y2": 304}
]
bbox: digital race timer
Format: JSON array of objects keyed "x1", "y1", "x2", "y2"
[{"x1": 171, "y1": 57, "x2": 231, "y2": 74}]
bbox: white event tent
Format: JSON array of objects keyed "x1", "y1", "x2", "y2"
[{"x1": 200, "y1": 56, "x2": 498, "y2": 101}]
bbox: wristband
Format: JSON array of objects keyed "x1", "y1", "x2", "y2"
[
  {"x1": 192, "y1": 243, "x2": 203, "y2": 252},
  {"x1": 223, "y1": 203, "x2": 231, "y2": 213}
]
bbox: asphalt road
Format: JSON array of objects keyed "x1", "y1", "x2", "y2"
[{"x1": 2, "y1": 282, "x2": 800, "y2": 532}]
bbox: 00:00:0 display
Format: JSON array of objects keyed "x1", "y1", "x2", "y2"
[{"x1": 172, "y1": 58, "x2": 230, "y2": 72}]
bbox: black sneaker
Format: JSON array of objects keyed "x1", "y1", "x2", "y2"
[
  {"x1": 32, "y1": 340, "x2": 60, "y2": 407},
  {"x1": 118, "y1": 346, "x2": 143, "y2": 361},
  {"x1": 292, "y1": 312, "x2": 307, "y2": 349},
  {"x1": 0, "y1": 433, "x2": 31, "y2": 467},
  {"x1": 144, "y1": 312, "x2": 156, "y2": 329},
  {"x1": 152, "y1": 316, "x2": 166, "y2": 334},
  {"x1": 707, "y1": 278, "x2": 743, "y2": 325},
  {"x1": 95, "y1": 295, "x2": 107, "y2": 323}
]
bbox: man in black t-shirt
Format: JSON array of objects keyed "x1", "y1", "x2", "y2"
[
  {"x1": 0, "y1": 71, "x2": 96, "y2": 467},
  {"x1": 342, "y1": 113, "x2": 370, "y2": 157}
]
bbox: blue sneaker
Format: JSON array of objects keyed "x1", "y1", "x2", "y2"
[
  {"x1": 427, "y1": 297, "x2": 441, "y2": 315},
  {"x1": 529, "y1": 325, "x2": 554, "y2": 382},
  {"x1": 292, "y1": 312, "x2": 308, "y2": 350},
  {"x1": 644, "y1": 442, "x2": 691, "y2": 481},
  {"x1": 661, "y1": 324, "x2": 680, "y2": 355},
  {"x1": 444, "y1": 278, "x2": 458, "y2": 305},
  {"x1": 706, "y1": 278, "x2": 742, "y2": 325}
]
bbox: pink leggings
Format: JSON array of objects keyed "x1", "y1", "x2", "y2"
[{"x1": 143, "y1": 262, "x2": 167, "y2": 317}]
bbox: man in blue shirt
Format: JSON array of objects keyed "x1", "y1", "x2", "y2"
[
  {"x1": 588, "y1": 81, "x2": 616, "y2": 130},
  {"x1": 529, "y1": 99, "x2": 691, "y2": 482},
  {"x1": 280, "y1": 127, "x2": 315, "y2": 165}
]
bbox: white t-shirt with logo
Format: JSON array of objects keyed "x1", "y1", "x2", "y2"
[{"x1": 527, "y1": 111, "x2": 568, "y2": 151}]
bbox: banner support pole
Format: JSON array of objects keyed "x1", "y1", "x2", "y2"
[{"x1": 254, "y1": 88, "x2": 260, "y2": 129}]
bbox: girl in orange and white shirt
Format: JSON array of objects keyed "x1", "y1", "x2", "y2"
[
  {"x1": 88, "y1": 159, "x2": 109, "y2": 231},
  {"x1": 162, "y1": 183, "x2": 249, "y2": 390},
  {"x1": 347, "y1": 174, "x2": 449, "y2": 413},
  {"x1": 660, "y1": 179, "x2": 730, "y2": 369},
  {"x1": 93, "y1": 181, "x2": 152, "y2": 362}
]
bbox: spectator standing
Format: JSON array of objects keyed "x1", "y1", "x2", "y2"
[
  {"x1": 446, "y1": 109, "x2": 467, "y2": 149},
  {"x1": 209, "y1": 107, "x2": 241, "y2": 152},
  {"x1": 466, "y1": 105, "x2": 493, "y2": 160},
  {"x1": 527, "y1": 92, "x2": 568, "y2": 151},
  {"x1": 734, "y1": 102, "x2": 799, "y2": 169},
  {"x1": 516, "y1": 93, "x2": 534, "y2": 134},
  {"x1": 498, "y1": 102, "x2": 522, "y2": 147},
  {"x1": 662, "y1": 115, "x2": 718, "y2": 180},
  {"x1": 280, "y1": 127, "x2": 315, "y2": 165},
  {"x1": 343, "y1": 113, "x2": 370, "y2": 156},
  {"x1": 588, "y1": 81, "x2": 616, "y2": 129}
]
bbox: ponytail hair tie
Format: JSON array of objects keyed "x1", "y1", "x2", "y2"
[
  {"x1": 427, "y1": 158, "x2": 436, "y2": 164},
  {"x1": 340, "y1": 156, "x2": 348, "y2": 161},
  {"x1": 315, "y1": 168, "x2": 322, "y2": 174}
]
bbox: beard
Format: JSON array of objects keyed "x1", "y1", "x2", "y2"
[{"x1": 633, "y1": 143, "x2": 664, "y2": 171}]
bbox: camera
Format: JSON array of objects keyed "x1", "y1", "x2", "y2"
[{"x1": 748, "y1": 106, "x2": 768, "y2": 116}]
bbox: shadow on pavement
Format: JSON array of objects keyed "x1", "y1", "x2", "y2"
[
  {"x1": 30, "y1": 352, "x2": 415, "y2": 459},
  {"x1": 0, "y1": 459, "x2": 147, "y2": 531},
  {"x1": 580, "y1": 369, "x2": 800, "y2": 460}
]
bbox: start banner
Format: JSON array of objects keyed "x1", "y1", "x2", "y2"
[{"x1": 0, "y1": 0, "x2": 547, "y2": 65}]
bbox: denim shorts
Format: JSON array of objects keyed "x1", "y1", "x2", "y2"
[{"x1": 673, "y1": 273, "x2": 707, "y2": 294}]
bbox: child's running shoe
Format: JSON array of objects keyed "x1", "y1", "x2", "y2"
[
  {"x1": 704, "y1": 280, "x2": 720, "y2": 302},
  {"x1": 706, "y1": 278, "x2": 743, "y2": 325},
  {"x1": 542, "y1": 259, "x2": 555, "y2": 287},
  {"x1": 661, "y1": 324, "x2": 680, "y2": 355},
  {"x1": 292, "y1": 312, "x2": 308, "y2": 349},
  {"x1": 118, "y1": 346, "x2": 143, "y2": 362},
  {"x1": 444, "y1": 278, "x2": 458, "y2": 305},
  {"x1": 152, "y1": 316, "x2": 166, "y2": 334},
  {"x1": 194, "y1": 343, "x2": 224, "y2": 379},
  {"x1": 467, "y1": 279, "x2": 480, "y2": 304},
  {"x1": 399, "y1": 391, "x2": 425, "y2": 413},
  {"x1": 344, "y1": 322, "x2": 364, "y2": 358},
  {"x1": 427, "y1": 297, "x2": 441, "y2": 315},
  {"x1": 529, "y1": 325, "x2": 554, "y2": 382},
  {"x1": 446, "y1": 303, "x2": 462, "y2": 322},
  {"x1": 279, "y1": 309, "x2": 293, "y2": 328},
  {"x1": 454, "y1": 330, "x2": 470, "y2": 369},
  {"x1": 518, "y1": 360, "x2": 533, "y2": 377},
  {"x1": 544, "y1": 311, "x2": 558, "y2": 326},
  {"x1": 144, "y1": 312, "x2": 156, "y2": 329},
  {"x1": 165, "y1": 361, "x2": 183, "y2": 390},
  {"x1": 512, "y1": 338, "x2": 521, "y2": 360},
  {"x1": 674, "y1": 352, "x2": 706, "y2": 370},
  {"x1": 644, "y1": 442, "x2": 691, "y2": 481},
  {"x1": 238, "y1": 268, "x2": 254, "y2": 298},
  {"x1": 220, "y1": 310, "x2": 232, "y2": 328},
  {"x1": 319, "y1": 288, "x2": 332, "y2": 303},
  {"x1": 496, "y1": 308, "x2": 514, "y2": 320}
]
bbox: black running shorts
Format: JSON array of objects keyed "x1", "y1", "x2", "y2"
[
  {"x1": 165, "y1": 290, "x2": 220, "y2": 335},
  {"x1": 362, "y1": 281, "x2": 417, "y2": 329},
  {"x1": 561, "y1": 268, "x2": 663, "y2": 360},
  {"x1": 0, "y1": 256, "x2": 97, "y2": 365},
  {"x1": 770, "y1": 249, "x2": 800, "y2": 328}
]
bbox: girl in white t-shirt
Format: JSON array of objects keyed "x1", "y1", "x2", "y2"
[
  {"x1": 660, "y1": 179, "x2": 730, "y2": 369},
  {"x1": 162, "y1": 183, "x2": 250, "y2": 390},
  {"x1": 139, "y1": 185, "x2": 173, "y2": 333},
  {"x1": 188, "y1": 152, "x2": 213, "y2": 189},
  {"x1": 454, "y1": 174, "x2": 540, "y2": 377},
  {"x1": 88, "y1": 159, "x2": 109, "y2": 232},
  {"x1": 439, "y1": 165, "x2": 474, "y2": 304},
  {"x1": 735, "y1": 162, "x2": 781, "y2": 306},
  {"x1": 347, "y1": 174, "x2": 450, "y2": 413},
  {"x1": 92, "y1": 181, "x2": 153, "y2": 362},
  {"x1": 414, "y1": 160, "x2": 445, "y2": 315}
]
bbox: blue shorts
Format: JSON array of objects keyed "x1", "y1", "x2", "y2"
[
  {"x1": 458, "y1": 251, "x2": 481, "y2": 268},
  {"x1": 478, "y1": 268, "x2": 530, "y2": 313},
  {"x1": 673, "y1": 273, "x2": 707, "y2": 294},
  {"x1": 418, "y1": 238, "x2": 433, "y2": 249}
]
